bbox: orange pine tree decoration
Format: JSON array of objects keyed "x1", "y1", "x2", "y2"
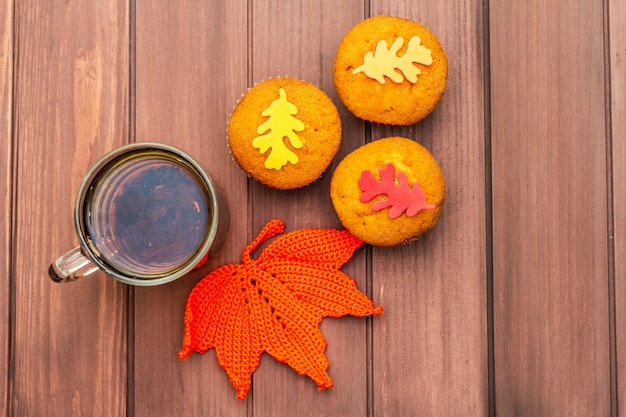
[{"x1": 179, "y1": 219, "x2": 383, "y2": 399}]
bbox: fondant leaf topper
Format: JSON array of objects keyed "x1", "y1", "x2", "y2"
[
  {"x1": 359, "y1": 163, "x2": 434, "y2": 219},
  {"x1": 179, "y1": 219, "x2": 383, "y2": 400},
  {"x1": 252, "y1": 88, "x2": 305, "y2": 170},
  {"x1": 353, "y1": 36, "x2": 433, "y2": 84}
]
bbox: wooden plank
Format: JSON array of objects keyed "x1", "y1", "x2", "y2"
[
  {"x1": 132, "y1": 1, "x2": 249, "y2": 415},
  {"x1": 12, "y1": 1, "x2": 129, "y2": 416},
  {"x1": 0, "y1": 1, "x2": 13, "y2": 416},
  {"x1": 368, "y1": 1, "x2": 489, "y2": 416},
  {"x1": 249, "y1": 1, "x2": 371, "y2": 415},
  {"x1": 609, "y1": 0, "x2": 626, "y2": 413},
  {"x1": 490, "y1": 0, "x2": 611, "y2": 415}
]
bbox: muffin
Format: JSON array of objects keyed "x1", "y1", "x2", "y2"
[
  {"x1": 330, "y1": 137, "x2": 445, "y2": 246},
  {"x1": 228, "y1": 77, "x2": 342, "y2": 189},
  {"x1": 334, "y1": 16, "x2": 448, "y2": 125}
]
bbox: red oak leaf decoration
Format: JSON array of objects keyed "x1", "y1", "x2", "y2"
[
  {"x1": 179, "y1": 219, "x2": 383, "y2": 400},
  {"x1": 358, "y1": 163, "x2": 435, "y2": 219}
]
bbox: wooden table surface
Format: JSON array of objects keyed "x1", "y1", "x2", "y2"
[{"x1": 1, "y1": 0, "x2": 625, "y2": 416}]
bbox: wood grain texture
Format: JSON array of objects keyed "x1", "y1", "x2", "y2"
[
  {"x1": 610, "y1": 0, "x2": 626, "y2": 412},
  {"x1": 133, "y1": 1, "x2": 249, "y2": 415},
  {"x1": 4, "y1": 0, "x2": 623, "y2": 415},
  {"x1": 490, "y1": 0, "x2": 611, "y2": 415},
  {"x1": 1, "y1": 1, "x2": 13, "y2": 415},
  {"x1": 369, "y1": 1, "x2": 488, "y2": 416},
  {"x1": 12, "y1": 1, "x2": 129, "y2": 416},
  {"x1": 249, "y1": 1, "x2": 372, "y2": 415}
]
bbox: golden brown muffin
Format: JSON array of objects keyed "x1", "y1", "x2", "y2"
[
  {"x1": 334, "y1": 16, "x2": 448, "y2": 125},
  {"x1": 228, "y1": 77, "x2": 342, "y2": 189},
  {"x1": 330, "y1": 137, "x2": 445, "y2": 246}
]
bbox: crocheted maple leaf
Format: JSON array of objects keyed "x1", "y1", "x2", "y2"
[
  {"x1": 179, "y1": 219, "x2": 382, "y2": 400},
  {"x1": 353, "y1": 36, "x2": 433, "y2": 84},
  {"x1": 359, "y1": 163, "x2": 435, "y2": 219}
]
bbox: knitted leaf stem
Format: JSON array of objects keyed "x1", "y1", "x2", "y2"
[{"x1": 179, "y1": 219, "x2": 383, "y2": 399}]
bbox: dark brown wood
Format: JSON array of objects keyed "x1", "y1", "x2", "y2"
[
  {"x1": 132, "y1": 1, "x2": 250, "y2": 415},
  {"x1": 12, "y1": 1, "x2": 130, "y2": 416},
  {"x1": 369, "y1": 1, "x2": 489, "y2": 416},
  {"x1": 490, "y1": 0, "x2": 611, "y2": 416},
  {"x1": 1, "y1": 1, "x2": 13, "y2": 415},
  {"x1": 249, "y1": 1, "x2": 372, "y2": 414},
  {"x1": 611, "y1": 0, "x2": 626, "y2": 413},
  {"x1": 4, "y1": 0, "x2": 624, "y2": 415}
]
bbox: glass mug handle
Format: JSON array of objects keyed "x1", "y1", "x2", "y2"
[{"x1": 48, "y1": 246, "x2": 100, "y2": 283}]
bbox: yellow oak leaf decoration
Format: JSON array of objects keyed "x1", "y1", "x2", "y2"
[
  {"x1": 252, "y1": 88, "x2": 305, "y2": 170},
  {"x1": 353, "y1": 36, "x2": 433, "y2": 84}
]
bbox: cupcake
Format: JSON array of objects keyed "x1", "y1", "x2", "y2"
[
  {"x1": 330, "y1": 137, "x2": 445, "y2": 246},
  {"x1": 334, "y1": 16, "x2": 448, "y2": 125},
  {"x1": 228, "y1": 77, "x2": 342, "y2": 189}
]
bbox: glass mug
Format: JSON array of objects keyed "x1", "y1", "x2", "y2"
[{"x1": 49, "y1": 142, "x2": 220, "y2": 286}]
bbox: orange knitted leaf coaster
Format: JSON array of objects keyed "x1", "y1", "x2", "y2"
[{"x1": 179, "y1": 219, "x2": 383, "y2": 400}]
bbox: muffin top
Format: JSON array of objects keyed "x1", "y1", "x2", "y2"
[
  {"x1": 334, "y1": 16, "x2": 448, "y2": 125},
  {"x1": 228, "y1": 77, "x2": 342, "y2": 189},
  {"x1": 330, "y1": 136, "x2": 445, "y2": 246}
]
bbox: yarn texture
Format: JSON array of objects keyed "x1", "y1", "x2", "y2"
[{"x1": 179, "y1": 219, "x2": 383, "y2": 399}]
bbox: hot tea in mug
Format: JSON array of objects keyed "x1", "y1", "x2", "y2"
[{"x1": 49, "y1": 142, "x2": 220, "y2": 286}]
